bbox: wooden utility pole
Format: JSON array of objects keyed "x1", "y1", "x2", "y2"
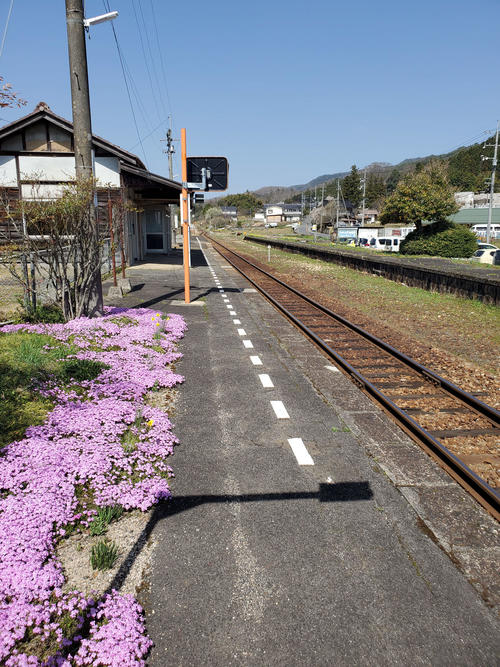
[
  {"x1": 361, "y1": 170, "x2": 367, "y2": 229},
  {"x1": 65, "y1": 0, "x2": 103, "y2": 314},
  {"x1": 66, "y1": 0, "x2": 93, "y2": 178},
  {"x1": 166, "y1": 116, "x2": 175, "y2": 179},
  {"x1": 181, "y1": 128, "x2": 190, "y2": 303}
]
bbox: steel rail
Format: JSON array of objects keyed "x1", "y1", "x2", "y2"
[{"x1": 206, "y1": 234, "x2": 500, "y2": 520}]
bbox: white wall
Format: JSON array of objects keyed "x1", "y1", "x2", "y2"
[
  {"x1": 0, "y1": 156, "x2": 17, "y2": 187},
  {"x1": 19, "y1": 155, "x2": 75, "y2": 181},
  {"x1": 17, "y1": 155, "x2": 120, "y2": 186},
  {"x1": 95, "y1": 157, "x2": 120, "y2": 187},
  {"x1": 21, "y1": 183, "x2": 67, "y2": 200}
]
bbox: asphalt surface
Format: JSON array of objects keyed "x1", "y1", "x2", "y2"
[{"x1": 105, "y1": 238, "x2": 500, "y2": 666}]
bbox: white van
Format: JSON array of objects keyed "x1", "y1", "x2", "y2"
[
  {"x1": 471, "y1": 224, "x2": 500, "y2": 238},
  {"x1": 369, "y1": 236, "x2": 401, "y2": 252}
]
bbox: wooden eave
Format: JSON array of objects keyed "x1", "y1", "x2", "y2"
[{"x1": 121, "y1": 163, "x2": 181, "y2": 202}]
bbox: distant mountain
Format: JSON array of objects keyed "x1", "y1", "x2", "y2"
[
  {"x1": 250, "y1": 147, "x2": 475, "y2": 203},
  {"x1": 291, "y1": 172, "x2": 348, "y2": 191}
]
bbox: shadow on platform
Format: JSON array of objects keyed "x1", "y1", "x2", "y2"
[
  {"x1": 105, "y1": 482, "x2": 373, "y2": 595},
  {"x1": 130, "y1": 248, "x2": 208, "y2": 269}
]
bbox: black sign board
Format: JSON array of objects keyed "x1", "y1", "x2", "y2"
[{"x1": 187, "y1": 156, "x2": 228, "y2": 191}]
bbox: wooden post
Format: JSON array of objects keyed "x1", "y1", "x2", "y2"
[
  {"x1": 119, "y1": 214, "x2": 126, "y2": 279},
  {"x1": 181, "y1": 128, "x2": 190, "y2": 303},
  {"x1": 107, "y1": 192, "x2": 117, "y2": 286}
]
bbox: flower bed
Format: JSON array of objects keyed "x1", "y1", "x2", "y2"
[{"x1": 0, "y1": 307, "x2": 186, "y2": 665}]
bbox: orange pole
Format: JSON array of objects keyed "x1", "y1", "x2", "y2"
[{"x1": 181, "y1": 128, "x2": 190, "y2": 303}]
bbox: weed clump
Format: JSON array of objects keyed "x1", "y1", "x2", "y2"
[
  {"x1": 90, "y1": 539, "x2": 119, "y2": 570},
  {"x1": 89, "y1": 505, "x2": 123, "y2": 536}
]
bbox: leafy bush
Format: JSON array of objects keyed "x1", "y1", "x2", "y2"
[
  {"x1": 19, "y1": 304, "x2": 64, "y2": 324},
  {"x1": 400, "y1": 221, "x2": 477, "y2": 257},
  {"x1": 90, "y1": 539, "x2": 119, "y2": 570}
]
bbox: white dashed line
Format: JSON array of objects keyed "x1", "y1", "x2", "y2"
[
  {"x1": 258, "y1": 374, "x2": 274, "y2": 388},
  {"x1": 219, "y1": 289, "x2": 224, "y2": 293},
  {"x1": 226, "y1": 304, "x2": 233, "y2": 309},
  {"x1": 237, "y1": 328, "x2": 246, "y2": 336},
  {"x1": 243, "y1": 339, "x2": 254, "y2": 349},
  {"x1": 230, "y1": 311, "x2": 236, "y2": 315},
  {"x1": 233, "y1": 319, "x2": 241, "y2": 324},
  {"x1": 288, "y1": 438, "x2": 314, "y2": 465},
  {"x1": 250, "y1": 355, "x2": 262, "y2": 365},
  {"x1": 271, "y1": 401, "x2": 289, "y2": 419},
  {"x1": 325, "y1": 365, "x2": 340, "y2": 373}
]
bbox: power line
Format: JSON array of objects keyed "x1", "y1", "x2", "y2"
[
  {"x1": 147, "y1": 0, "x2": 173, "y2": 120},
  {"x1": 131, "y1": 0, "x2": 163, "y2": 124},
  {"x1": 130, "y1": 117, "x2": 170, "y2": 150},
  {"x1": 447, "y1": 129, "x2": 494, "y2": 154},
  {"x1": 0, "y1": 0, "x2": 15, "y2": 58},
  {"x1": 102, "y1": 0, "x2": 148, "y2": 166},
  {"x1": 136, "y1": 0, "x2": 167, "y2": 119}
]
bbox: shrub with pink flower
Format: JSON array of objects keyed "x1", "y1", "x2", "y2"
[{"x1": 0, "y1": 307, "x2": 186, "y2": 664}]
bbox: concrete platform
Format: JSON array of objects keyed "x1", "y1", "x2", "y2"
[{"x1": 104, "y1": 237, "x2": 500, "y2": 665}]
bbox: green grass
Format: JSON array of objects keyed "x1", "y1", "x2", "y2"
[
  {"x1": 222, "y1": 233, "x2": 500, "y2": 373},
  {"x1": 0, "y1": 331, "x2": 106, "y2": 448}
]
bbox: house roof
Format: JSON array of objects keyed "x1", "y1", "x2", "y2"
[
  {"x1": 449, "y1": 208, "x2": 500, "y2": 224},
  {"x1": 0, "y1": 102, "x2": 146, "y2": 169},
  {"x1": 0, "y1": 103, "x2": 181, "y2": 197},
  {"x1": 121, "y1": 163, "x2": 181, "y2": 192}
]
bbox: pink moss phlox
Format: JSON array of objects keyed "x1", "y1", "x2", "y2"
[{"x1": 0, "y1": 307, "x2": 186, "y2": 664}]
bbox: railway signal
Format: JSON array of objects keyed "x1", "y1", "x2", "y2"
[
  {"x1": 180, "y1": 130, "x2": 229, "y2": 303},
  {"x1": 186, "y1": 156, "x2": 229, "y2": 191}
]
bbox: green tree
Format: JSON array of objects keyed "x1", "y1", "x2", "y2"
[
  {"x1": 447, "y1": 140, "x2": 494, "y2": 192},
  {"x1": 365, "y1": 173, "x2": 386, "y2": 208},
  {"x1": 342, "y1": 165, "x2": 362, "y2": 207},
  {"x1": 217, "y1": 191, "x2": 263, "y2": 214},
  {"x1": 386, "y1": 169, "x2": 402, "y2": 194},
  {"x1": 379, "y1": 161, "x2": 458, "y2": 231}
]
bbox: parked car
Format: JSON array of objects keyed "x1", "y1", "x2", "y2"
[
  {"x1": 472, "y1": 249, "x2": 498, "y2": 264},
  {"x1": 477, "y1": 242, "x2": 499, "y2": 251},
  {"x1": 369, "y1": 236, "x2": 401, "y2": 252}
]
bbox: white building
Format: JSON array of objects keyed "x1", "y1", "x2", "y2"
[{"x1": 454, "y1": 191, "x2": 500, "y2": 209}]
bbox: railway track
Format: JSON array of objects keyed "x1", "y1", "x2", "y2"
[{"x1": 206, "y1": 234, "x2": 500, "y2": 521}]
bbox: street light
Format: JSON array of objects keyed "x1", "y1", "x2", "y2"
[{"x1": 83, "y1": 11, "x2": 118, "y2": 28}]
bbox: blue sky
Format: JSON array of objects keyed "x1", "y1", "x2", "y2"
[{"x1": 0, "y1": 0, "x2": 498, "y2": 193}]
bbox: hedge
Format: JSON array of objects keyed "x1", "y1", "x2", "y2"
[{"x1": 400, "y1": 220, "x2": 477, "y2": 257}]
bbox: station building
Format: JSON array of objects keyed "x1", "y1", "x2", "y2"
[{"x1": 0, "y1": 102, "x2": 181, "y2": 264}]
